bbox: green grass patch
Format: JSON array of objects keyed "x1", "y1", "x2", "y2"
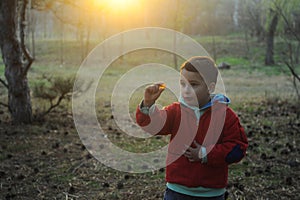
[
  {"x1": 1, "y1": 36, "x2": 298, "y2": 126},
  {"x1": 218, "y1": 56, "x2": 250, "y2": 67},
  {"x1": 0, "y1": 63, "x2": 4, "y2": 74}
]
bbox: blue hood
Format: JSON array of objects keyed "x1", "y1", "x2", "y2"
[{"x1": 179, "y1": 93, "x2": 230, "y2": 120}]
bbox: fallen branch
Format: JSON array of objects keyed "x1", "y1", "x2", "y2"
[
  {"x1": 63, "y1": 192, "x2": 79, "y2": 199},
  {"x1": 65, "y1": 158, "x2": 87, "y2": 174}
]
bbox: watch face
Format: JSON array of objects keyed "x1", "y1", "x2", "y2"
[{"x1": 141, "y1": 107, "x2": 150, "y2": 114}]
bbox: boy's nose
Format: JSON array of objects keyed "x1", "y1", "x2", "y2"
[{"x1": 182, "y1": 85, "x2": 193, "y2": 95}]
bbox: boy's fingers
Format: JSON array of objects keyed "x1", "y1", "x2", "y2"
[
  {"x1": 153, "y1": 82, "x2": 166, "y2": 91},
  {"x1": 158, "y1": 83, "x2": 166, "y2": 90},
  {"x1": 193, "y1": 140, "x2": 201, "y2": 148},
  {"x1": 183, "y1": 152, "x2": 191, "y2": 158},
  {"x1": 145, "y1": 86, "x2": 159, "y2": 97},
  {"x1": 185, "y1": 145, "x2": 195, "y2": 151},
  {"x1": 148, "y1": 84, "x2": 162, "y2": 92},
  {"x1": 158, "y1": 87, "x2": 165, "y2": 95}
]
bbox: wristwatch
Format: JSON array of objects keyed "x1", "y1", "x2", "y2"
[
  {"x1": 140, "y1": 106, "x2": 150, "y2": 115},
  {"x1": 140, "y1": 100, "x2": 151, "y2": 115},
  {"x1": 199, "y1": 147, "x2": 207, "y2": 164},
  {"x1": 198, "y1": 148, "x2": 202, "y2": 160}
]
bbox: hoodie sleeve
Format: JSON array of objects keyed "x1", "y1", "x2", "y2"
[
  {"x1": 205, "y1": 107, "x2": 248, "y2": 166},
  {"x1": 136, "y1": 102, "x2": 177, "y2": 136}
]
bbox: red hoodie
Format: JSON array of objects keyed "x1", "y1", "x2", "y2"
[{"x1": 136, "y1": 102, "x2": 248, "y2": 188}]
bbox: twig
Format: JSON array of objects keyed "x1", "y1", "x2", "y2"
[
  {"x1": 292, "y1": 76, "x2": 300, "y2": 99},
  {"x1": 281, "y1": 36, "x2": 300, "y2": 99},
  {"x1": 0, "y1": 78, "x2": 8, "y2": 89},
  {"x1": 0, "y1": 102, "x2": 9, "y2": 108},
  {"x1": 42, "y1": 93, "x2": 66, "y2": 117},
  {"x1": 285, "y1": 61, "x2": 300, "y2": 83},
  {"x1": 71, "y1": 162, "x2": 85, "y2": 174},
  {"x1": 273, "y1": 1, "x2": 300, "y2": 41},
  {"x1": 51, "y1": 7, "x2": 81, "y2": 27},
  {"x1": 63, "y1": 192, "x2": 79, "y2": 199},
  {"x1": 245, "y1": 155, "x2": 255, "y2": 166},
  {"x1": 268, "y1": 138, "x2": 278, "y2": 145}
]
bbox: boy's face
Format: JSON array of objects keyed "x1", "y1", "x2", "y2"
[{"x1": 180, "y1": 68, "x2": 211, "y2": 107}]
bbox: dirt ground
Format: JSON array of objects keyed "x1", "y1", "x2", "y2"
[{"x1": 0, "y1": 99, "x2": 299, "y2": 200}]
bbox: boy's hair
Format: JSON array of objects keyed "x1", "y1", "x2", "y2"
[{"x1": 180, "y1": 56, "x2": 218, "y2": 85}]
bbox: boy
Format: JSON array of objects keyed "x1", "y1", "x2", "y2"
[{"x1": 136, "y1": 56, "x2": 248, "y2": 200}]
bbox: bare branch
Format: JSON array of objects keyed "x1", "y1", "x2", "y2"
[
  {"x1": 285, "y1": 61, "x2": 300, "y2": 83},
  {"x1": 273, "y1": 1, "x2": 300, "y2": 42},
  {"x1": 0, "y1": 78, "x2": 8, "y2": 89},
  {"x1": 20, "y1": 0, "x2": 34, "y2": 77},
  {"x1": 50, "y1": 7, "x2": 81, "y2": 27},
  {"x1": 285, "y1": 42, "x2": 300, "y2": 82},
  {"x1": 33, "y1": 75, "x2": 91, "y2": 119},
  {"x1": 292, "y1": 76, "x2": 300, "y2": 98},
  {"x1": 42, "y1": 93, "x2": 67, "y2": 117},
  {"x1": 0, "y1": 102, "x2": 9, "y2": 108},
  {"x1": 48, "y1": 0, "x2": 105, "y2": 28}
]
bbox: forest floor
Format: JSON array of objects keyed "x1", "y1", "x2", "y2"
[
  {"x1": 1, "y1": 36, "x2": 300, "y2": 199},
  {"x1": 0, "y1": 98, "x2": 299, "y2": 200}
]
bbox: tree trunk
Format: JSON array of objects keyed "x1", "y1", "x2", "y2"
[
  {"x1": 233, "y1": 0, "x2": 239, "y2": 29},
  {"x1": 172, "y1": 0, "x2": 180, "y2": 70},
  {"x1": 85, "y1": 17, "x2": 91, "y2": 61},
  {"x1": 212, "y1": 35, "x2": 217, "y2": 62},
  {"x1": 173, "y1": 31, "x2": 178, "y2": 70},
  {"x1": 0, "y1": 0, "x2": 33, "y2": 124},
  {"x1": 265, "y1": 12, "x2": 278, "y2": 65}
]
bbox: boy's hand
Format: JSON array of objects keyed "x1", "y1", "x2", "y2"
[
  {"x1": 184, "y1": 141, "x2": 202, "y2": 162},
  {"x1": 143, "y1": 83, "x2": 165, "y2": 107}
]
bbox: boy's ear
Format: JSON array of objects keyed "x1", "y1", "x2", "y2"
[{"x1": 208, "y1": 82, "x2": 216, "y2": 93}]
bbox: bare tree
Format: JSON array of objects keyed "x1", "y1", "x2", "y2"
[
  {"x1": 265, "y1": 9, "x2": 279, "y2": 65},
  {"x1": 0, "y1": 0, "x2": 34, "y2": 124},
  {"x1": 243, "y1": 0, "x2": 265, "y2": 42},
  {"x1": 273, "y1": 1, "x2": 300, "y2": 99}
]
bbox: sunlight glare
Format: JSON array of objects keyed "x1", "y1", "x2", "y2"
[{"x1": 94, "y1": 0, "x2": 139, "y2": 11}]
